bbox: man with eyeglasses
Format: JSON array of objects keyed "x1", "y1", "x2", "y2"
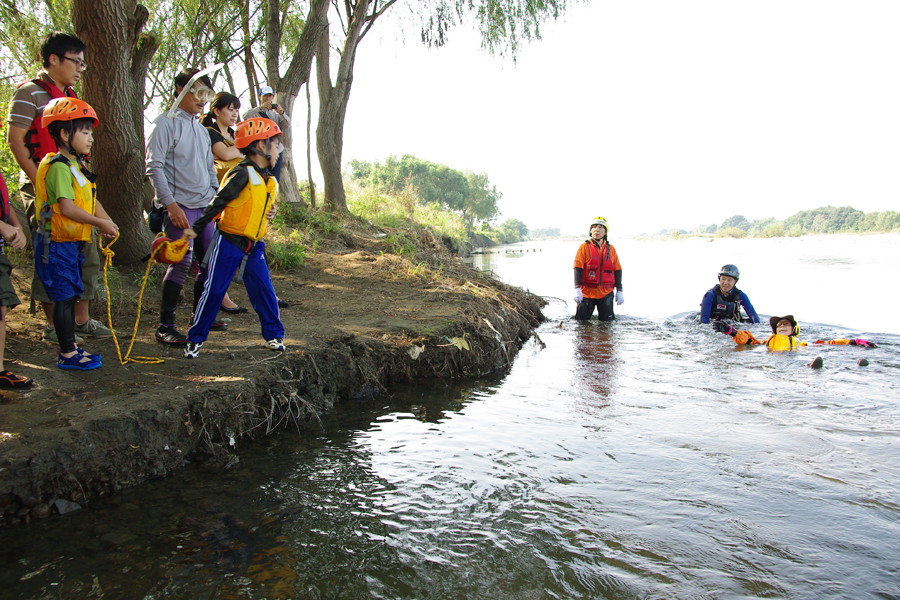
[
  {"x1": 5, "y1": 31, "x2": 112, "y2": 344},
  {"x1": 145, "y1": 68, "x2": 223, "y2": 346}
]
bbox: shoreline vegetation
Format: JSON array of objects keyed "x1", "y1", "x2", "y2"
[
  {"x1": 0, "y1": 182, "x2": 546, "y2": 527},
  {"x1": 647, "y1": 206, "x2": 900, "y2": 240},
  {"x1": 524, "y1": 206, "x2": 900, "y2": 243}
]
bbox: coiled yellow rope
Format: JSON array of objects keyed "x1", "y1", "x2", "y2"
[{"x1": 98, "y1": 233, "x2": 189, "y2": 365}]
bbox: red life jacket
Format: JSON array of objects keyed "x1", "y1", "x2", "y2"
[
  {"x1": 21, "y1": 78, "x2": 77, "y2": 163},
  {"x1": 581, "y1": 240, "x2": 615, "y2": 288}
]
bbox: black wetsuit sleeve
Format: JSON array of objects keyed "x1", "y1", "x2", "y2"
[
  {"x1": 192, "y1": 165, "x2": 249, "y2": 236},
  {"x1": 615, "y1": 270, "x2": 622, "y2": 291},
  {"x1": 574, "y1": 267, "x2": 583, "y2": 287}
]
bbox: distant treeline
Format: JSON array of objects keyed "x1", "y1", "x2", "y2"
[{"x1": 655, "y1": 206, "x2": 900, "y2": 239}]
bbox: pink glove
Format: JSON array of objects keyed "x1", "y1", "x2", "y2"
[{"x1": 851, "y1": 339, "x2": 877, "y2": 348}]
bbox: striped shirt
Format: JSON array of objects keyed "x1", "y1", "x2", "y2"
[
  {"x1": 6, "y1": 72, "x2": 75, "y2": 185},
  {"x1": 6, "y1": 72, "x2": 74, "y2": 135}
]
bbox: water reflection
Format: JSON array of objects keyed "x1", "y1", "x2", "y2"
[{"x1": 572, "y1": 321, "x2": 619, "y2": 406}]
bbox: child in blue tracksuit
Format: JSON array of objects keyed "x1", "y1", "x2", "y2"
[
  {"x1": 182, "y1": 117, "x2": 285, "y2": 358},
  {"x1": 33, "y1": 98, "x2": 118, "y2": 370}
]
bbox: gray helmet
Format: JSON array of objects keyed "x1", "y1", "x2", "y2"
[{"x1": 718, "y1": 264, "x2": 740, "y2": 280}]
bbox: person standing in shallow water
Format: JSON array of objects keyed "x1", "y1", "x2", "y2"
[
  {"x1": 573, "y1": 216, "x2": 623, "y2": 321},
  {"x1": 700, "y1": 264, "x2": 760, "y2": 324}
]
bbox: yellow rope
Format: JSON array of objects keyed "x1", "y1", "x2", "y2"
[{"x1": 99, "y1": 232, "x2": 166, "y2": 365}]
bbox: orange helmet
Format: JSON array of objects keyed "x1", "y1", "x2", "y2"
[
  {"x1": 41, "y1": 97, "x2": 99, "y2": 129},
  {"x1": 150, "y1": 233, "x2": 190, "y2": 265},
  {"x1": 235, "y1": 117, "x2": 281, "y2": 149}
]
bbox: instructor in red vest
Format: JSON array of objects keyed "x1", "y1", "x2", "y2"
[
  {"x1": 5, "y1": 31, "x2": 111, "y2": 343},
  {"x1": 573, "y1": 216, "x2": 623, "y2": 321}
]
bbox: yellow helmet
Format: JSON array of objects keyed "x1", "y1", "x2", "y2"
[{"x1": 590, "y1": 217, "x2": 608, "y2": 234}]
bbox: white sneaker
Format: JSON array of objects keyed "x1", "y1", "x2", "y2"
[
  {"x1": 264, "y1": 338, "x2": 286, "y2": 352},
  {"x1": 183, "y1": 341, "x2": 203, "y2": 359}
]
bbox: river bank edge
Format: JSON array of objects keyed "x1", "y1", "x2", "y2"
[{"x1": 0, "y1": 227, "x2": 545, "y2": 527}]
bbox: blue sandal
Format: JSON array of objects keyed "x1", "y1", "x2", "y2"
[
  {"x1": 57, "y1": 351, "x2": 102, "y2": 371},
  {"x1": 76, "y1": 347, "x2": 102, "y2": 362}
]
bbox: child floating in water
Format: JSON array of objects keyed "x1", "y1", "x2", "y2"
[{"x1": 714, "y1": 315, "x2": 876, "y2": 368}]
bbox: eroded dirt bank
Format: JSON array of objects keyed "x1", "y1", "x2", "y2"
[{"x1": 0, "y1": 226, "x2": 545, "y2": 525}]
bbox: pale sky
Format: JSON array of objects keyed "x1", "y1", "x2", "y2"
[{"x1": 328, "y1": 0, "x2": 900, "y2": 237}]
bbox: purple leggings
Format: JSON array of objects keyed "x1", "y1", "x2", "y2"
[{"x1": 162, "y1": 206, "x2": 216, "y2": 286}]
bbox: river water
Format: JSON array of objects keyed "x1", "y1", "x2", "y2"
[{"x1": 1, "y1": 235, "x2": 899, "y2": 599}]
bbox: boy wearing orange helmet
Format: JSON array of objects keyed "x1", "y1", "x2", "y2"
[
  {"x1": 181, "y1": 118, "x2": 285, "y2": 358},
  {"x1": 33, "y1": 97, "x2": 118, "y2": 370},
  {"x1": 573, "y1": 217, "x2": 623, "y2": 321}
]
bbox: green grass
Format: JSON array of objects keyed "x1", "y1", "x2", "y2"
[
  {"x1": 265, "y1": 230, "x2": 307, "y2": 269},
  {"x1": 346, "y1": 181, "x2": 468, "y2": 250}
]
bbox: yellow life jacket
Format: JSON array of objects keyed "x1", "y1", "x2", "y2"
[
  {"x1": 208, "y1": 127, "x2": 243, "y2": 184},
  {"x1": 34, "y1": 152, "x2": 95, "y2": 243},
  {"x1": 217, "y1": 166, "x2": 277, "y2": 241},
  {"x1": 765, "y1": 334, "x2": 806, "y2": 351}
]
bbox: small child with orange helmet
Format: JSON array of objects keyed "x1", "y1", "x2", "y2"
[
  {"x1": 714, "y1": 315, "x2": 876, "y2": 367},
  {"x1": 33, "y1": 97, "x2": 118, "y2": 370},
  {"x1": 181, "y1": 117, "x2": 285, "y2": 358}
]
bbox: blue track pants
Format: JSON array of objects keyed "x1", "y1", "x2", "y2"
[{"x1": 186, "y1": 235, "x2": 284, "y2": 345}]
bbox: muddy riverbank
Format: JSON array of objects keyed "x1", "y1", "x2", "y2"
[{"x1": 0, "y1": 224, "x2": 545, "y2": 526}]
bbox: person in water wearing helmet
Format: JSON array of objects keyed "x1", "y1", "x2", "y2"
[
  {"x1": 573, "y1": 217, "x2": 623, "y2": 321},
  {"x1": 714, "y1": 315, "x2": 876, "y2": 366},
  {"x1": 700, "y1": 264, "x2": 760, "y2": 324}
]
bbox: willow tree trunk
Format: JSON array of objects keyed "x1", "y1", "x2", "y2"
[
  {"x1": 72, "y1": 0, "x2": 158, "y2": 265},
  {"x1": 263, "y1": 0, "x2": 328, "y2": 207},
  {"x1": 315, "y1": 0, "x2": 370, "y2": 213},
  {"x1": 274, "y1": 91, "x2": 302, "y2": 207}
]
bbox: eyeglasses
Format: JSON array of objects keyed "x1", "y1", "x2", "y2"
[
  {"x1": 190, "y1": 87, "x2": 215, "y2": 103},
  {"x1": 776, "y1": 320, "x2": 793, "y2": 328},
  {"x1": 62, "y1": 56, "x2": 87, "y2": 71}
]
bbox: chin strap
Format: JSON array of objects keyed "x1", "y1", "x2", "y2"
[{"x1": 247, "y1": 138, "x2": 279, "y2": 175}]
